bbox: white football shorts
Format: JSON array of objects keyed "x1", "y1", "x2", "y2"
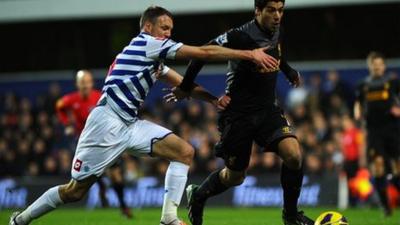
[{"x1": 71, "y1": 104, "x2": 172, "y2": 180}]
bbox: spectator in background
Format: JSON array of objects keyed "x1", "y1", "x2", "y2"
[
  {"x1": 307, "y1": 73, "x2": 323, "y2": 112},
  {"x1": 39, "y1": 82, "x2": 62, "y2": 115},
  {"x1": 324, "y1": 70, "x2": 352, "y2": 105},
  {"x1": 286, "y1": 76, "x2": 308, "y2": 110}
]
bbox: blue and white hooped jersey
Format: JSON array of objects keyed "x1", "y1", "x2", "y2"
[{"x1": 100, "y1": 32, "x2": 183, "y2": 122}]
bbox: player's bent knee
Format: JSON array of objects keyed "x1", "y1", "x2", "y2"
[
  {"x1": 284, "y1": 152, "x2": 302, "y2": 170},
  {"x1": 180, "y1": 144, "x2": 194, "y2": 165},
  {"x1": 221, "y1": 169, "x2": 246, "y2": 187}
]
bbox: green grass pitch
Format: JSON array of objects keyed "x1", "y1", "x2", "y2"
[{"x1": 1, "y1": 207, "x2": 399, "y2": 225}]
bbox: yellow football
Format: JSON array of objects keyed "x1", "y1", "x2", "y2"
[{"x1": 314, "y1": 211, "x2": 348, "y2": 225}]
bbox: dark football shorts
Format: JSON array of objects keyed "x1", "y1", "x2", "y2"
[
  {"x1": 367, "y1": 128, "x2": 400, "y2": 170},
  {"x1": 214, "y1": 108, "x2": 296, "y2": 171}
]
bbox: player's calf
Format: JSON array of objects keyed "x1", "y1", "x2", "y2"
[
  {"x1": 11, "y1": 177, "x2": 96, "y2": 225},
  {"x1": 59, "y1": 177, "x2": 96, "y2": 202},
  {"x1": 220, "y1": 167, "x2": 246, "y2": 187}
]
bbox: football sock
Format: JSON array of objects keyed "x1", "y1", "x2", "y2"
[
  {"x1": 194, "y1": 169, "x2": 229, "y2": 202},
  {"x1": 374, "y1": 176, "x2": 390, "y2": 211},
  {"x1": 161, "y1": 161, "x2": 189, "y2": 223},
  {"x1": 16, "y1": 186, "x2": 63, "y2": 225},
  {"x1": 97, "y1": 179, "x2": 109, "y2": 207},
  {"x1": 281, "y1": 164, "x2": 303, "y2": 216},
  {"x1": 113, "y1": 183, "x2": 127, "y2": 209}
]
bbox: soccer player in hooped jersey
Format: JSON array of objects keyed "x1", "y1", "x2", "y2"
[
  {"x1": 56, "y1": 70, "x2": 133, "y2": 218},
  {"x1": 9, "y1": 5, "x2": 278, "y2": 225}
]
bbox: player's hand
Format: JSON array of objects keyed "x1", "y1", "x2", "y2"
[
  {"x1": 390, "y1": 105, "x2": 400, "y2": 117},
  {"x1": 215, "y1": 95, "x2": 231, "y2": 111},
  {"x1": 250, "y1": 46, "x2": 278, "y2": 71},
  {"x1": 162, "y1": 87, "x2": 191, "y2": 103},
  {"x1": 285, "y1": 70, "x2": 301, "y2": 88}
]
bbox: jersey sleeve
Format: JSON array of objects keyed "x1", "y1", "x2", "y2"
[
  {"x1": 159, "y1": 64, "x2": 170, "y2": 77},
  {"x1": 146, "y1": 38, "x2": 184, "y2": 60},
  {"x1": 56, "y1": 95, "x2": 73, "y2": 126},
  {"x1": 214, "y1": 29, "x2": 246, "y2": 49}
]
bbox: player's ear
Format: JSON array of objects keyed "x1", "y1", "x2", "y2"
[
  {"x1": 142, "y1": 21, "x2": 153, "y2": 33},
  {"x1": 255, "y1": 7, "x2": 261, "y2": 17}
]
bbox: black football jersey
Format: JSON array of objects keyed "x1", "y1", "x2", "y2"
[
  {"x1": 356, "y1": 75, "x2": 400, "y2": 128},
  {"x1": 214, "y1": 20, "x2": 282, "y2": 113}
]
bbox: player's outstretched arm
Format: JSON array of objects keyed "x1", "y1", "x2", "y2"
[
  {"x1": 159, "y1": 68, "x2": 223, "y2": 108},
  {"x1": 176, "y1": 45, "x2": 277, "y2": 72}
]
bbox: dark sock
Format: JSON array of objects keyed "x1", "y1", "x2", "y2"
[
  {"x1": 113, "y1": 183, "x2": 127, "y2": 209},
  {"x1": 281, "y1": 164, "x2": 303, "y2": 216},
  {"x1": 194, "y1": 169, "x2": 229, "y2": 202},
  {"x1": 374, "y1": 176, "x2": 390, "y2": 211},
  {"x1": 97, "y1": 179, "x2": 108, "y2": 207}
]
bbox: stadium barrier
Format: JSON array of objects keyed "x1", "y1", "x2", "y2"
[{"x1": 0, "y1": 174, "x2": 338, "y2": 209}]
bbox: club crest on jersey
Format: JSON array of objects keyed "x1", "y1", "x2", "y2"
[
  {"x1": 73, "y1": 159, "x2": 83, "y2": 172},
  {"x1": 216, "y1": 33, "x2": 228, "y2": 45}
]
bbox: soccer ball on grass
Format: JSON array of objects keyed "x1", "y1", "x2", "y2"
[{"x1": 314, "y1": 211, "x2": 348, "y2": 225}]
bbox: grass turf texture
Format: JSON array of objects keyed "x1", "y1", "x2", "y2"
[{"x1": 1, "y1": 207, "x2": 399, "y2": 225}]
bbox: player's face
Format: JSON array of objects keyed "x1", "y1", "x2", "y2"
[
  {"x1": 149, "y1": 15, "x2": 174, "y2": 39},
  {"x1": 76, "y1": 72, "x2": 94, "y2": 97},
  {"x1": 368, "y1": 57, "x2": 386, "y2": 77},
  {"x1": 256, "y1": 1, "x2": 284, "y2": 32}
]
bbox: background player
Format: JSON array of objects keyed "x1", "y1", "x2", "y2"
[
  {"x1": 167, "y1": 1, "x2": 314, "y2": 225},
  {"x1": 56, "y1": 70, "x2": 133, "y2": 218},
  {"x1": 9, "y1": 5, "x2": 278, "y2": 225},
  {"x1": 354, "y1": 52, "x2": 400, "y2": 216}
]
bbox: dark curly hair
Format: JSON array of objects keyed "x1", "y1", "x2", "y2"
[{"x1": 255, "y1": 0, "x2": 285, "y2": 9}]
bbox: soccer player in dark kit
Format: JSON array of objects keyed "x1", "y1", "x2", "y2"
[
  {"x1": 165, "y1": 0, "x2": 314, "y2": 224},
  {"x1": 354, "y1": 52, "x2": 400, "y2": 216}
]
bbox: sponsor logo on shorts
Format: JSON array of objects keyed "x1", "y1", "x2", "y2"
[
  {"x1": 282, "y1": 126, "x2": 291, "y2": 134},
  {"x1": 73, "y1": 159, "x2": 83, "y2": 172}
]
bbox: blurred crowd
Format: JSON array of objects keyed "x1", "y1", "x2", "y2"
[{"x1": 0, "y1": 70, "x2": 374, "y2": 180}]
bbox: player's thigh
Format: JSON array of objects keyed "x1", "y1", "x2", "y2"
[
  {"x1": 152, "y1": 134, "x2": 194, "y2": 164},
  {"x1": 72, "y1": 106, "x2": 128, "y2": 181},
  {"x1": 216, "y1": 112, "x2": 255, "y2": 171},
  {"x1": 125, "y1": 119, "x2": 193, "y2": 164},
  {"x1": 255, "y1": 110, "x2": 297, "y2": 153}
]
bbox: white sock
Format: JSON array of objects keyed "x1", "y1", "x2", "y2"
[
  {"x1": 16, "y1": 186, "x2": 64, "y2": 225},
  {"x1": 161, "y1": 161, "x2": 189, "y2": 223}
]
